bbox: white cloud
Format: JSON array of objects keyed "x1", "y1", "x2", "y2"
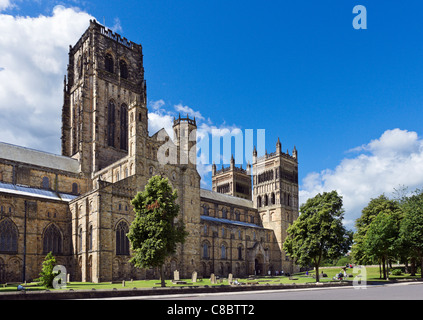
[
  {"x1": 0, "y1": 6, "x2": 93, "y2": 153},
  {"x1": 174, "y1": 103, "x2": 205, "y2": 121},
  {"x1": 111, "y1": 17, "x2": 122, "y2": 33},
  {"x1": 299, "y1": 129, "x2": 423, "y2": 228},
  {"x1": 150, "y1": 99, "x2": 165, "y2": 111},
  {"x1": 0, "y1": 0, "x2": 12, "y2": 12}
]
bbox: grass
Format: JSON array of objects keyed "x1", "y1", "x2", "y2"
[{"x1": 1, "y1": 266, "x2": 421, "y2": 293}]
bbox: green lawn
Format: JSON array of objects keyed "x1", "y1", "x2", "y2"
[{"x1": 1, "y1": 266, "x2": 420, "y2": 292}]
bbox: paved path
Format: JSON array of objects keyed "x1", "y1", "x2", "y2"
[{"x1": 92, "y1": 282, "x2": 423, "y2": 300}]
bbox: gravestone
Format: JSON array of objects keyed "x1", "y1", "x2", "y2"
[
  {"x1": 210, "y1": 273, "x2": 216, "y2": 284},
  {"x1": 192, "y1": 271, "x2": 197, "y2": 283},
  {"x1": 228, "y1": 273, "x2": 233, "y2": 285},
  {"x1": 174, "y1": 270, "x2": 180, "y2": 281}
]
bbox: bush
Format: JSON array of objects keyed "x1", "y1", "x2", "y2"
[
  {"x1": 391, "y1": 269, "x2": 403, "y2": 276},
  {"x1": 36, "y1": 252, "x2": 57, "y2": 288},
  {"x1": 335, "y1": 256, "x2": 352, "y2": 267}
]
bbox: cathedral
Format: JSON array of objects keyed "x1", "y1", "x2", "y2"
[{"x1": 0, "y1": 20, "x2": 299, "y2": 283}]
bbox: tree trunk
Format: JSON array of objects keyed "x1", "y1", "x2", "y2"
[
  {"x1": 382, "y1": 257, "x2": 386, "y2": 280},
  {"x1": 314, "y1": 254, "x2": 322, "y2": 283},
  {"x1": 410, "y1": 258, "x2": 416, "y2": 276},
  {"x1": 315, "y1": 264, "x2": 320, "y2": 283},
  {"x1": 159, "y1": 265, "x2": 166, "y2": 287}
]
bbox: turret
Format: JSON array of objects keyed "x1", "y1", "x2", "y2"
[
  {"x1": 253, "y1": 146, "x2": 257, "y2": 164},
  {"x1": 172, "y1": 114, "x2": 197, "y2": 166},
  {"x1": 276, "y1": 137, "x2": 281, "y2": 154}
]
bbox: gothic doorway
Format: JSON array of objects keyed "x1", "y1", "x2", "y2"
[{"x1": 254, "y1": 255, "x2": 264, "y2": 275}]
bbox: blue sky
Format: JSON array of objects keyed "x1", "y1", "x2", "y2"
[{"x1": 1, "y1": 0, "x2": 423, "y2": 226}]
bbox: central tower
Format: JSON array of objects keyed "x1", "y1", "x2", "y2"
[
  {"x1": 61, "y1": 19, "x2": 146, "y2": 177},
  {"x1": 253, "y1": 138, "x2": 299, "y2": 273}
]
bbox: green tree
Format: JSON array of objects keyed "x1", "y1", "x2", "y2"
[
  {"x1": 364, "y1": 212, "x2": 399, "y2": 279},
  {"x1": 127, "y1": 175, "x2": 188, "y2": 287},
  {"x1": 351, "y1": 195, "x2": 401, "y2": 265},
  {"x1": 399, "y1": 191, "x2": 423, "y2": 278},
  {"x1": 36, "y1": 252, "x2": 57, "y2": 288},
  {"x1": 283, "y1": 191, "x2": 352, "y2": 282}
]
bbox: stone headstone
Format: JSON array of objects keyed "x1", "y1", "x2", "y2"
[
  {"x1": 228, "y1": 273, "x2": 233, "y2": 285},
  {"x1": 174, "y1": 270, "x2": 180, "y2": 281},
  {"x1": 192, "y1": 271, "x2": 197, "y2": 283},
  {"x1": 210, "y1": 273, "x2": 216, "y2": 284}
]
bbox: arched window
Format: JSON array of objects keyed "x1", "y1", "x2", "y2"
[
  {"x1": 257, "y1": 196, "x2": 262, "y2": 208},
  {"x1": 0, "y1": 219, "x2": 18, "y2": 253},
  {"x1": 202, "y1": 243, "x2": 209, "y2": 259},
  {"x1": 78, "y1": 227, "x2": 83, "y2": 253},
  {"x1": 264, "y1": 194, "x2": 268, "y2": 206},
  {"x1": 105, "y1": 53, "x2": 114, "y2": 73},
  {"x1": 235, "y1": 210, "x2": 240, "y2": 221},
  {"x1": 237, "y1": 245, "x2": 243, "y2": 260},
  {"x1": 42, "y1": 177, "x2": 50, "y2": 190},
  {"x1": 88, "y1": 225, "x2": 93, "y2": 251},
  {"x1": 222, "y1": 208, "x2": 227, "y2": 219},
  {"x1": 77, "y1": 56, "x2": 83, "y2": 79},
  {"x1": 119, "y1": 60, "x2": 128, "y2": 79},
  {"x1": 202, "y1": 205, "x2": 209, "y2": 216},
  {"x1": 43, "y1": 224, "x2": 62, "y2": 254},
  {"x1": 108, "y1": 101, "x2": 116, "y2": 147},
  {"x1": 271, "y1": 193, "x2": 275, "y2": 205},
  {"x1": 221, "y1": 244, "x2": 227, "y2": 259},
  {"x1": 120, "y1": 104, "x2": 128, "y2": 151},
  {"x1": 116, "y1": 221, "x2": 129, "y2": 255},
  {"x1": 72, "y1": 183, "x2": 78, "y2": 195}
]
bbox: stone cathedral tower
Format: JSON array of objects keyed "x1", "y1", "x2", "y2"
[
  {"x1": 60, "y1": 20, "x2": 202, "y2": 282},
  {"x1": 61, "y1": 19, "x2": 146, "y2": 177},
  {"x1": 252, "y1": 138, "x2": 299, "y2": 273}
]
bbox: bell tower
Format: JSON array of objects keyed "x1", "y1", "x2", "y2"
[
  {"x1": 61, "y1": 19, "x2": 146, "y2": 176},
  {"x1": 253, "y1": 138, "x2": 299, "y2": 273},
  {"x1": 212, "y1": 155, "x2": 252, "y2": 200}
]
